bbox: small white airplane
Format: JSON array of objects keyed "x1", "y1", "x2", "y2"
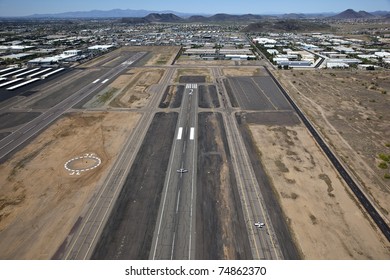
[
  {"x1": 177, "y1": 168, "x2": 188, "y2": 173},
  {"x1": 254, "y1": 222, "x2": 265, "y2": 228}
]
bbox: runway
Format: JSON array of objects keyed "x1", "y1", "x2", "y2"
[{"x1": 150, "y1": 83, "x2": 198, "y2": 260}]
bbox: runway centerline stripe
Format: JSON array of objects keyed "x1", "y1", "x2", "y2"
[
  {"x1": 189, "y1": 127, "x2": 195, "y2": 140},
  {"x1": 177, "y1": 127, "x2": 183, "y2": 140},
  {"x1": 92, "y1": 79, "x2": 100, "y2": 84},
  {"x1": 101, "y1": 79, "x2": 109, "y2": 84}
]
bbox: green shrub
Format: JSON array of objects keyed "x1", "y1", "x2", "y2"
[
  {"x1": 378, "y1": 162, "x2": 388, "y2": 169},
  {"x1": 384, "y1": 173, "x2": 390, "y2": 179},
  {"x1": 378, "y1": 154, "x2": 390, "y2": 162}
]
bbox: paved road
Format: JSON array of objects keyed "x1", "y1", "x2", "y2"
[
  {"x1": 150, "y1": 83, "x2": 198, "y2": 260},
  {"x1": 0, "y1": 52, "x2": 147, "y2": 163}
]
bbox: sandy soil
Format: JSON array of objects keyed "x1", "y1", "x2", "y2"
[
  {"x1": 107, "y1": 68, "x2": 164, "y2": 109},
  {"x1": 0, "y1": 112, "x2": 140, "y2": 259},
  {"x1": 222, "y1": 67, "x2": 268, "y2": 77},
  {"x1": 139, "y1": 46, "x2": 181, "y2": 66},
  {"x1": 274, "y1": 69, "x2": 390, "y2": 222},
  {"x1": 175, "y1": 57, "x2": 262, "y2": 66},
  {"x1": 174, "y1": 68, "x2": 212, "y2": 83},
  {"x1": 249, "y1": 124, "x2": 390, "y2": 259}
]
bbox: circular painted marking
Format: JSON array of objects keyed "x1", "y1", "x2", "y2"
[{"x1": 64, "y1": 153, "x2": 102, "y2": 175}]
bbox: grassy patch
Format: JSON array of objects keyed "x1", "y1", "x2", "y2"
[{"x1": 97, "y1": 88, "x2": 117, "y2": 104}]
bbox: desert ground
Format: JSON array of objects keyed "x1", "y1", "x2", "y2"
[
  {"x1": 174, "y1": 68, "x2": 212, "y2": 83},
  {"x1": 273, "y1": 69, "x2": 390, "y2": 223},
  {"x1": 222, "y1": 67, "x2": 268, "y2": 77},
  {"x1": 0, "y1": 112, "x2": 140, "y2": 259},
  {"x1": 248, "y1": 123, "x2": 390, "y2": 259},
  {"x1": 84, "y1": 68, "x2": 165, "y2": 109}
]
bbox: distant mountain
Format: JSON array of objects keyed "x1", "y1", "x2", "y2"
[
  {"x1": 358, "y1": 11, "x2": 375, "y2": 18},
  {"x1": 243, "y1": 19, "x2": 331, "y2": 33},
  {"x1": 281, "y1": 13, "x2": 307, "y2": 19},
  {"x1": 26, "y1": 8, "x2": 194, "y2": 19},
  {"x1": 144, "y1": 13, "x2": 183, "y2": 22},
  {"x1": 207, "y1": 13, "x2": 262, "y2": 22},
  {"x1": 371, "y1": 11, "x2": 390, "y2": 17},
  {"x1": 187, "y1": 15, "x2": 209, "y2": 22},
  {"x1": 329, "y1": 9, "x2": 374, "y2": 19}
]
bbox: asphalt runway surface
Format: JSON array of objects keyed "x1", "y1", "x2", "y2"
[
  {"x1": 179, "y1": 76, "x2": 206, "y2": 83},
  {"x1": 0, "y1": 112, "x2": 41, "y2": 130},
  {"x1": 150, "y1": 83, "x2": 198, "y2": 260},
  {"x1": 0, "y1": 132, "x2": 10, "y2": 140},
  {"x1": 224, "y1": 76, "x2": 293, "y2": 111},
  {"x1": 159, "y1": 85, "x2": 184, "y2": 108},
  {"x1": 198, "y1": 85, "x2": 220, "y2": 108},
  {"x1": 92, "y1": 112, "x2": 178, "y2": 259},
  {"x1": 196, "y1": 112, "x2": 252, "y2": 259}
]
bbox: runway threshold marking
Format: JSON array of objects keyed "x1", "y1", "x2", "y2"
[
  {"x1": 185, "y1": 84, "x2": 198, "y2": 89},
  {"x1": 92, "y1": 79, "x2": 100, "y2": 84},
  {"x1": 177, "y1": 127, "x2": 183, "y2": 140},
  {"x1": 101, "y1": 79, "x2": 109, "y2": 84},
  {"x1": 189, "y1": 127, "x2": 195, "y2": 140}
]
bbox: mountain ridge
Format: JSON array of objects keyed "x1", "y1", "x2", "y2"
[{"x1": 3, "y1": 8, "x2": 389, "y2": 21}]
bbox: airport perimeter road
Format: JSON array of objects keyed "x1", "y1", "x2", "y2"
[
  {"x1": 150, "y1": 83, "x2": 198, "y2": 260},
  {"x1": 214, "y1": 67, "x2": 282, "y2": 260},
  {"x1": 0, "y1": 52, "x2": 146, "y2": 162}
]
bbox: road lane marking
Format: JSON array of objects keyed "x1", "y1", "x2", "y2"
[
  {"x1": 176, "y1": 190, "x2": 181, "y2": 213},
  {"x1": 170, "y1": 231, "x2": 176, "y2": 260},
  {"x1": 92, "y1": 79, "x2": 100, "y2": 84},
  {"x1": 177, "y1": 127, "x2": 183, "y2": 140},
  {"x1": 182, "y1": 141, "x2": 186, "y2": 153},
  {"x1": 101, "y1": 79, "x2": 109, "y2": 84},
  {"x1": 189, "y1": 127, "x2": 195, "y2": 140}
]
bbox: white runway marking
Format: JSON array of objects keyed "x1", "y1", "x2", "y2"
[
  {"x1": 185, "y1": 84, "x2": 197, "y2": 89},
  {"x1": 92, "y1": 79, "x2": 100, "y2": 84},
  {"x1": 101, "y1": 79, "x2": 109, "y2": 84},
  {"x1": 177, "y1": 127, "x2": 183, "y2": 140},
  {"x1": 190, "y1": 127, "x2": 195, "y2": 140}
]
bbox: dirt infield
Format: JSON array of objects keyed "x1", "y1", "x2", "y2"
[
  {"x1": 108, "y1": 68, "x2": 164, "y2": 109},
  {"x1": 175, "y1": 69, "x2": 212, "y2": 83},
  {"x1": 248, "y1": 123, "x2": 390, "y2": 259},
  {"x1": 274, "y1": 69, "x2": 390, "y2": 223},
  {"x1": 0, "y1": 111, "x2": 140, "y2": 259}
]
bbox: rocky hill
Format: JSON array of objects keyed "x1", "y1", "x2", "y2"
[
  {"x1": 330, "y1": 9, "x2": 374, "y2": 19},
  {"x1": 243, "y1": 19, "x2": 331, "y2": 33}
]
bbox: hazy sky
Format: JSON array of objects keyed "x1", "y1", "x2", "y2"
[{"x1": 0, "y1": 0, "x2": 389, "y2": 17}]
